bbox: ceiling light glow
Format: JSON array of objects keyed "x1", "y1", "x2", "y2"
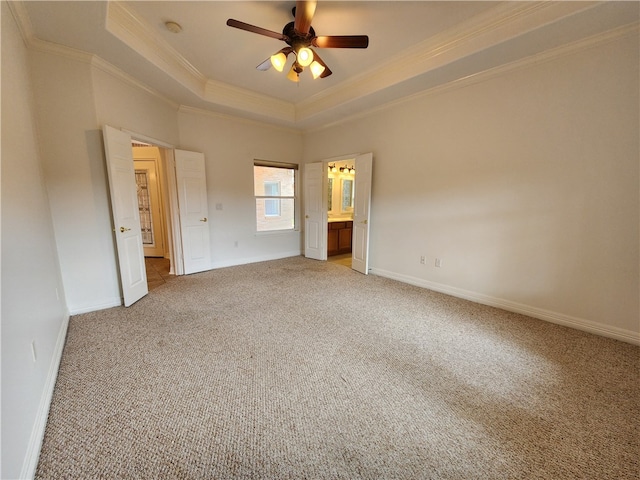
[{"x1": 296, "y1": 47, "x2": 313, "y2": 67}]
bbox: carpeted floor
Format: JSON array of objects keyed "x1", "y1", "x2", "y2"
[{"x1": 36, "y1": 256, "x2": 639, "y2": 479}]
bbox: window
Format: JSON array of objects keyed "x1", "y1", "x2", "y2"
[
  {"x1": 263, "y1": 182, "x2": 281, "y2": 216},
  {"x1": 254, "y1": 161, "x2": 297, "y2": 232},
  {"x1": 135, "y1": 170, "x2": 154, "y2": 244}
]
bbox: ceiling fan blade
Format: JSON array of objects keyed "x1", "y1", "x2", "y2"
[
  {"x1": 310, "y1": 49, "x2": 332, "y2": 78},
  {"x1": 294, "y1": 0, "x2": 317, "y2": 35},
  {"x1": 256, "y1": 47, "x2": 293, "y2": 71},
  {"x1": 312, "y1": 35, "x2": 369, "y2": 49},
  {"x1": 226, "y1": 19, "x2": 289, "y2": 42},
  {"x1": 256, "y1": 58, "x2": 272, "y2": 71}
]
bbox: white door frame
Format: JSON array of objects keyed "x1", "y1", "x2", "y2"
[
  {"x1": 126, "y1": 131, "x2": 183, "y2": 276},
  {"x1": 312, "y1": 152, "x2": 373, "y2": 272},
  {"x1": 106, "y1": 127, "x2": 209, "y2": 299}
]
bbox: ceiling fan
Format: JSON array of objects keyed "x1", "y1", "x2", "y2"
[{"x1": 226, "y1": 0, "x2": 369, "y2": 82}]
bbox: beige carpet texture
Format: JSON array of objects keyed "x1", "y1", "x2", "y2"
[{"x1": 36, "y1": 257, "x2": 639, "y2": 479}]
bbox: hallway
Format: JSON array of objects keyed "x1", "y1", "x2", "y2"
[{"x1": 145, "y1": 257, "x2": 173, "y2": 291}]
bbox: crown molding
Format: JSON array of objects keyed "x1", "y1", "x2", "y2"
[
  {"x1": 90, "y1": 56, "x2": 180, "y2": 110},
  {"x1": 203, "y1": 79, "x2": 295, "y2": 124},
  {"x1": 9, "y1": 1, "x2": 93, "y2": 64},
  {"x1": 28, "y1": 36, "x2": 94, "y2": 64},
  {"x1": 178, "y1": 105, "x2": 301, "y2": 136},
  {"x1": 306, "y1": 21, "x2": 639, "y2": 134},
  {"x1": 13, "y1": 25, "x2": 180, "y2": 111},
  {"x1": 11, "y1": 0, "x2": 634, "y2": 132},
  {"x1": 105, "y1": 1, "x2": 295, "y2": 124},
  {"x1": 296, "y1": 1, "x2": 600, "y2": 123},
  {"x1": 106, "y1": 1, "x2": 207, "y2": 96},
  {"x1": 6, "y1": 0, "x2": 35, "y2": 46}
]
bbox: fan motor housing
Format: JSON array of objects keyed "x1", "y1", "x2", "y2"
[{"x1": 283, "y1": 22, "x2": 316, "y2": 48}]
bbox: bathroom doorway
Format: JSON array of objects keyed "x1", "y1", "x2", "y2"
[
  {"x1": 327, "y1": 160, "x2": 355, "y2": 268},
  {"x1": 304, "y1": 153, "x2": 372, "y2": 274}
]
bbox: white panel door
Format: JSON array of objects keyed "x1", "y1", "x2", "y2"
[
  {"x1": 352, "y1": 153, "x2": 373, "y2": 274},
  {"x1": 304, "y1": 162, "x2": 327, "y2": 261},
  {"x1": 174, "y1": 149, "x2": 211, "y2": 274},
  {"x1": 103, "y1": 125, "x2": 148, "y2": 306}
]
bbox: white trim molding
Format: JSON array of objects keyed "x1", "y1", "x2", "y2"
[
  {"x1": 371, "y1": 268, "x2": 640, "y2": 346},
  {"x1": 178, "y1": 105, "x2": 301, "y2": 136},
  {"x1": 20, "y1": 314, "x2": 70, "y2": 479},
  {"x1": 106, "y1": 1, "x2": 207, "y2": 97},
  {"x1": 306, "y1": 21, "x2": 640, "y2": 133},
  {"x1": 106, "y1": 1, "x2": 295, "y2": 124},
  {"x1": 69, "y1": 297, "x2": 122, "y2": 316},
  {"x1": 296, "y1": 1, "x2": 601, "y2": 123},
  {"x1": 211, "y1": 251, "x2": 302, "y2": 270}
]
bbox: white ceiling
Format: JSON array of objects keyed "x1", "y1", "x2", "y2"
[{"x1": 16, "y1": 1, "x2": 640, "y2": 130}]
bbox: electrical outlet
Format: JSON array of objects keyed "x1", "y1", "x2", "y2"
[
  {"x1": 234, "y1": 241, "x2": 239, "y2": 248},
  {"x1": 435, "y1": 258, "x2": 442, "y2": 268},
  {"x1": 420, "y1": 255, "x2": 425, "y2": 264}
]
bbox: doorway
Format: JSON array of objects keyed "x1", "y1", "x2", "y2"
[
  {"x1": 327, "y1": 160, "x2": 355, "y2": 268},
  {"x1": 131, "y1": 143, "x2": 174, "y2": 290},
  {"x1": 104, "y1": 125, "x2": 211, "y2": 306},
  {"x1": 133, "y1": 145, "x2": 168, "y2": 258},
  {"x1": 131, "y1": 142, "x2": 173, "y2": 291},
  {"x1": 303, "y1": 153, "x2": 372, "y2": 274}
]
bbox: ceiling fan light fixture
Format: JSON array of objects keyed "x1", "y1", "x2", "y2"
[
  {"x1": 287, "y1": 64, "x2": 301, "y2": 82},
  {"x1": 296, "y1": 47, "x2": 314, "y2": 67},
  {"x1": 270, "y1": 52, "x2": 287, "y2": 72},
  {"x1": 227, "y1": 1, "x2": 369, "y2": 82},
  {"x1": 310, "y1": 61, "x2": 325, "y2": 79}
]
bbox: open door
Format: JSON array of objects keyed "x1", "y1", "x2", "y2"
[
  {"x1": 304, "y1": 162, "x2": 327, "y2": 261},
  {"x1": 174, "y1": 149, "x2": 211, "y2": 274},
  {"x1": 352, "y1": 153, "x2": 373, "y2": 274},
  {"x1": 103, "y1": 125, "x2": 148, "y2": 306}
]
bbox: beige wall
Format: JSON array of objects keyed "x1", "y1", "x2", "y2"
[
  {"x1": 178, "y1": 108, "x2": 303, "y2": 267},
  {"x1": 304, "y1": 32, "x2": 639, "y2": 340},
  {"x1": 28, "y1": 53, "x2": 184, "y2": 314},
  {"x1": 92, "y1": 67, "x2": 180, "y2": 147},
  {"x1": 29, "y1": 50, "x2": 123, "y2": 314},
  {"x1": 1, "y1": 5, "x2": 69, "y2": 478}
]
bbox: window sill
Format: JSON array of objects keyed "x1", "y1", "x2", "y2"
[{"x1": 254, "y1": 229, "x2": 299, "y2": 236}]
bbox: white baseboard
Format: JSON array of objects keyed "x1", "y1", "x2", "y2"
[
  {"x1": 211, "y1": 250, "x2": 302, "y2": 269},
  {"x1": 371, "y1": 267, "x2": 640, "y2": 346},
  {"x1": 69, "y1": 297, "x2": 122, "y2": 315},
  {"x1": 20, "y1": 313, "x2": 70, "y2": 480}
]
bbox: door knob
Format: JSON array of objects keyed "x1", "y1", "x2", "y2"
[
  {"x1": 305, "y1": 215, "x2": 309, "y2": 219},
  {"x1": 120, "y1": 226, "x2": 131, "y2": 233},
  {"x1": 200, "y1": 217, "x2": 208, "y2": 222}
]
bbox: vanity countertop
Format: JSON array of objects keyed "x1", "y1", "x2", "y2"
[{"x1": 328, "y1": 218, "x2": 353, "y2": 223}]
